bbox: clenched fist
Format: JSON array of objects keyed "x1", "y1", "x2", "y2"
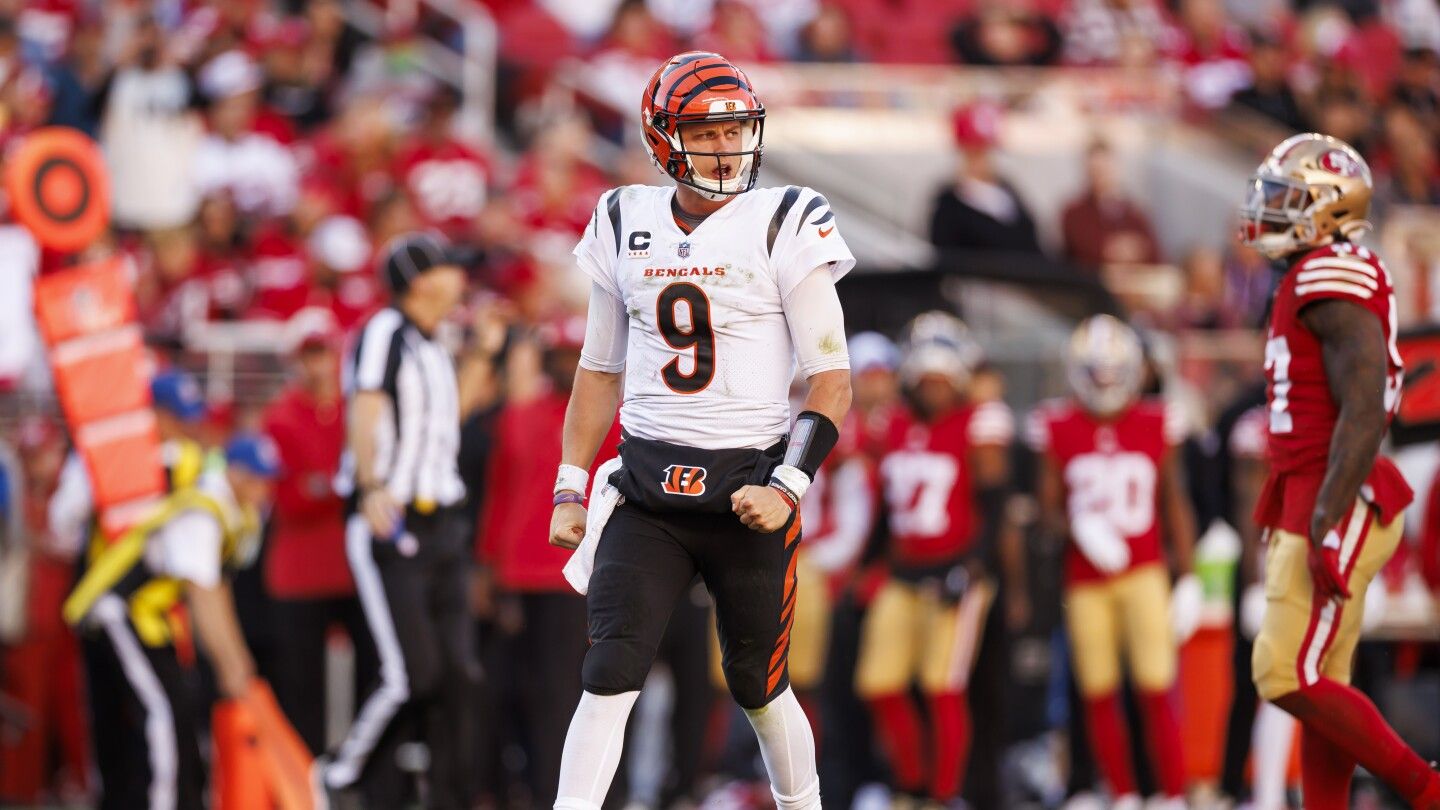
[
  {"x1": 549, "y1": 502, "x2": 587, "y2": 549},
  {"x1": 730, "y1": 485, "x2": 794, "y2": 533}
]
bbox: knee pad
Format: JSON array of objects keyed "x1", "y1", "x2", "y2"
[
  {"x1": 724, "y1": 661, "x2": 779, "y2": 710},
  {"x1": 1251, "y1": 630, "x2": 1298, "y2": 702},
  {"x1": 582, "y1": 638, "x2": 653, "y2": 695}
]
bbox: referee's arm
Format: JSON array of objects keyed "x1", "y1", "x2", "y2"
[{"x1": 350, "y1": 391, "x2": 401, "y2": 538}]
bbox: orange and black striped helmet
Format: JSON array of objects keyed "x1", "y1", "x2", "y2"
[{"x1": 641, "y1": 52, "x2": 765, "y2": 199}]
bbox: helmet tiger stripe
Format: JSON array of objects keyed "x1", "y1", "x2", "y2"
[{"x1": 641, "y1": 52, "x2": 765, "y2": 200}]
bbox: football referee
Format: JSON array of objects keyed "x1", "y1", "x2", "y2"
[{"x1": 318, "y1": 233, "x2": 476, "y2": 810}]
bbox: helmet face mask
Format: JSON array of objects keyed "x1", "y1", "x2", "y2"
[
  {"x1": 642, "y1": 53, "x2": 766, "y2": 201},
  {"x1": 1237, "y1": 133, "x2": 1373, "y2": 260},
  {"x1": 898, "y1": 311, "x2": 982, "y2": 413},
  {"x1": 1066, "y1": 315, "x2": 1144, "y2": 418}
]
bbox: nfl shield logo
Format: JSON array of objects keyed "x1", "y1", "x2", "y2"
[{"x1": 677, "y1": 241, "x2": 691, "y2": 258}]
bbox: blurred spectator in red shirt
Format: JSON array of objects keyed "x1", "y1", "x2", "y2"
[
  {"x1": 193, "y1": 50, "x2": 300, "y2": 219},
  {"x1": 1333, "y1": 6, "x2": 1404, "y2": 104},
  {"x1": 0, "y1": 418, "x2": 89, "y2": 805},
  {"x1": 262, "y1": 325, "x2": 378, "y2": 754},
  {"x1": 951, "y1": 0, "x2": 1062, "y2": 66},
  {"x1": 393, "y1": 86, "x2": 492, "y2": 242},
  {"x1": 1229, "y1": 33, "x2": 1309, "y2": 132},
  {"x1": 244, "y1": 225, "x2": 312, "y2": 321},
  {"x1": 307, "y1": 99, "x2": 400, "y2": 223},
  {"x1": 194, "y1": 194, "x2": 251, "y2": 320},
  {"x1": 137, "y1": 226, "x2": 210, "y2": 344},
  {"x1": 1060, "y1": 140, "x2": 1162, "y2": 273},
  {"x1": 511, "y1": 115, "x2": 608, "y2": 291},
  {"x1": 1061, "y1": 0, "x2": 1177, "y2": 66},
  {"x1": 0, "y1": 67, "x2": 55, "y2": 152},
  {"x1": 478, "y1": 314, "x2": 622, "y2": 807},
  {"x1": 1168, "y1": 0, "x2": 1250, "y2": 110},
  {"x1": 306, "y1": 214, "x2": 383, "y2": 331},
  {"x1": 584, "y1": 0, "x2": 680, "y2": 112}
]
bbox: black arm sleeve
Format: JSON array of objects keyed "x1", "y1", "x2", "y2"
[{"x1": 781, "y1": 411, "x2": 840, "y2": 480}]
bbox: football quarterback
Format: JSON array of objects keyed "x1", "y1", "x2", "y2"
[{"x1": 547, "y1": 52, "x2": 855, "y2": 810}]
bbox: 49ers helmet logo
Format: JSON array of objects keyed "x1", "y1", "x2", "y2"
[
  {"x1": 1319, "y1": 149, "x2": 1362, "y2": 177},
  {"x1": 661, "y1": 464, "x2": 708, "y2": 496}
]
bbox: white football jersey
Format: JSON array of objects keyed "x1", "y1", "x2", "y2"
[{"x1": 574, "y1": 184, "x2": 856, "y2": 450}]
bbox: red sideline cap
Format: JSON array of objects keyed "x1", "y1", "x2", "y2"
[{"x1": 952, "y1": 101, "x2": 1001, "y2": 149}]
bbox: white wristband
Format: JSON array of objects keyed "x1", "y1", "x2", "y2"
[
  {"x1": 554, "y1": 463, "x2": 589, "y2": 496},
  {"x1": 768, "y1": 464, "x2": 812, "y2": 502}
]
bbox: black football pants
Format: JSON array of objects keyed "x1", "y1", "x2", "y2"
[
  {"x1": 331, "y1": 506, "x2": 478, "y2": 810},
  {"x1": 583, "y1": 502, "x2": 801, "y2": 710}
]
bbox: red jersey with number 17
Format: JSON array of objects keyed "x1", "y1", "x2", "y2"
[
  {"x1": 879, "y1": 401, "x2": 1014, "y2": 567},
  {"x1": 1255, "y1": 242, "x2": 1412, "y2": 535}
]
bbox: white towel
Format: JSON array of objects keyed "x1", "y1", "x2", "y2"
[{"x1": 563, "y1": 457, "x2": 625, "y2": 595}]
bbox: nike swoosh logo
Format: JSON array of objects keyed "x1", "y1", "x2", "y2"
[{"x1": 818, "y1": 226, "x2": 834, "y2": 238}]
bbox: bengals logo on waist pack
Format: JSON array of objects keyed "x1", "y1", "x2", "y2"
[{"x1": 661, "y1": 464, "x2": 708, "y2": 496}]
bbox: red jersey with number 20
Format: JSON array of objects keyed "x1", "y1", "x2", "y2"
[
  {"x1": 1255, "y1": 242, "x2": 1412, "y2": 535},
  {"x1": 879, "y1": 401, "x2": 1014, "y2": 568},
  {"x1": 1030, "y1": 398, "x2": 1181, "y2": 584}
]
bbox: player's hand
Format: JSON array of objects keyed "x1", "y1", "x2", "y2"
[
  {"x1": 1170, "y1": 574, "x2": 1203, "y2": 644},
  {"x1": 1307, "y1": 530, "x2": 1351, "y2": 602},
  {"x1": 1239, "y1": 583, "x2": 1267, "y2": 639},
  {"x1": 731, "y1": 485, "x2": 794, "y2": 533},
  {"x1": 361, "y1": 488, "x2": 402, "y2": 539},
  {"x1": 549, "y1": 501, "x2": 587, "y2": 549},
  {"x1": 1070, "y1": 513, "x2": 1131, "y2": 575}
]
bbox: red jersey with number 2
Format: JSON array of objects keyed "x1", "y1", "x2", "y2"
[
  {"x1": 879, "y1": 401, "x2": 1014, "y2": 567},
  {"x1": 1255, "y1": 242, "x2": 1412, "y2": 535},
  {"x1": 1031, "y1": 398, "x2": 1179, "y2": 584}
]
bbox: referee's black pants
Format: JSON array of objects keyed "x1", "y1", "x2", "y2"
[
  {"x1": 82, "y1": 594, "x2": 204, "y2": 810},
  {"x1": 329, "y1": 506, "x2": 478, "y2": 810}
]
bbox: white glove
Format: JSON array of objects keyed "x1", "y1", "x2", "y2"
[
  {"x1": 1170, "y1": 574, "x2": 1203, "y2": 644},
  {"x1": 1071, "y1": 513, "x2": 1131, "y2": 575},
  {"x1": 1240, "y1": 583, "x2": 1266, "y2": 640}
]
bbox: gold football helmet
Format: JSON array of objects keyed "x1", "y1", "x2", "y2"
[
  {"x1": 1238, "y1": 133, "x2": 1373, "y2": 260},
  {"x1": 898, "y1": 311, "x2": 982, "y2": 390},
  {"x1": 1066, "y1": 314, "x2": 1145, "y2": 417}
]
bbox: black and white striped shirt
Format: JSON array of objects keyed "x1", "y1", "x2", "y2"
[{"x1": 336, "y1": 307, "x2": 465, "y2": 509}]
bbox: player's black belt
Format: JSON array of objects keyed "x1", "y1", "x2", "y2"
[{"x1": 612, "y1": 431, "x2": 785, "y2": 514}]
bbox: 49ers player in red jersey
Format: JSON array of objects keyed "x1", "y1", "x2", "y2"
[
  {"x1": 1030, "y1": 315, "x2": 1199, "y2": 808},
  {"x1": 857, "y1": 313, "x2": 1013, "y2": 807},
  {"x1": 1239, "y1": 133, "x2": 1440, "y2": 808}
]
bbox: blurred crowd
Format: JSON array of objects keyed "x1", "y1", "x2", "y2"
[
  {"x1": 0, "y1": 0, "x2": 1433, "y2": 375},
  {"x1": 0, "y1": 0, "x2": 1438, "y2": 808}
]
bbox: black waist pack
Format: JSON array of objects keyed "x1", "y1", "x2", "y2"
[{"x1": 613, "y1": 432, "x2": 786, "y2": 514}]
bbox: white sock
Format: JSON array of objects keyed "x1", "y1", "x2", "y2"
[
  {"x1": 743, "y1": 687, "x2": 821, "y2": 810},
  {"x1": 554, "y1": 690, "x2": 640, "y2": 810},
  {"x1": 1251, "y1": 700, "x2": 1297, "y2": 810}
]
